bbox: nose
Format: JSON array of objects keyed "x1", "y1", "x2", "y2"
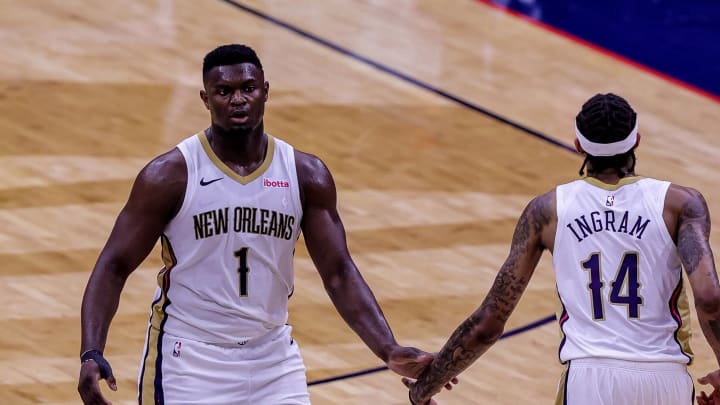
[{"x1": 230, "y1": 90, "x2": 246, "y2": 105}]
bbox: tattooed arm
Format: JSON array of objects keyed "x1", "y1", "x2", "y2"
[
  {"x1": 671, "y1": 186, "x2": 720, "y2": 404},
  {"x1": 408, "y1": 191, "x2": 555, "y2": 404}
]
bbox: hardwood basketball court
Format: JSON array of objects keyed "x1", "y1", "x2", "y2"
[{"x1": 1, "y1": 1, "x2": 718, "y2": 404}]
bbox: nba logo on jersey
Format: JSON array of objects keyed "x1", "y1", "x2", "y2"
[
  {"x1": 172, "y1": 341, "x2": 182, "y2": 357},
  {"x1": 606, "y1": 195, "x2": 615, "y2": 206}
]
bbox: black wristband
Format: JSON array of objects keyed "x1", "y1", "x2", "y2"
[{"x1": 80, "y1": 349, "x2": 113, "y2": 379}]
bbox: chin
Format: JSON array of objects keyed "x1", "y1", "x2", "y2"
[{"x1": 227, "y1": 126, "x2": 253, "y2": 136}]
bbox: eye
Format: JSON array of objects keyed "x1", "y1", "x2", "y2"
[
  {"x1": 217, "y1": 87, "x2": 230, "y2": 96},
  {"x1": 243, "y1": 86, "x2": 256, "y2": 93}
]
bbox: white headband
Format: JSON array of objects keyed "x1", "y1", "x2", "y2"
[{"x1": 575, "y1": 118, "x2": 638, "y2": 156}]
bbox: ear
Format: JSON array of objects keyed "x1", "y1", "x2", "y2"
[
  {"x1": 574, "y1": 138, "x2": 586, "y2": 154},
  {"x1": 633, "y1": 133, "x2": 641, "y2": 150},
  {"x1": 264, "y1": 81, "x2": 270, "y2": 102},
  {"x1": 200, "y1": 89, "x2": 210, "y2": 110}
]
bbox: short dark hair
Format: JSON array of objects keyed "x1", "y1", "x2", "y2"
[
  {"x1": 202, "y1": 44, "x2": 263, "y2": 78},
  {"x1": 575, "y1": 93, "x2": 638, "y2": 176},
  {"x1": 576, "y1": 93, "x2": 637, "y2": 145}
]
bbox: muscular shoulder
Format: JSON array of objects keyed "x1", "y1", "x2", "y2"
[
  {"x1": 666, "y1": 184, "x2": 706, "y2": 215},
  {"x1": 662, "y1": 183, "x2": 710, "y2": 242},
  {"x1": 137, "y1": 148, "x2": 187, "y2": 190},
  {"x1": 532, "y1": 189, "x2": 556, "y2": 211},
  {"x1": 294, "y1": 149, "x2": 330, "y2": 183},
  {"x1": 142, "y1": 147, "x2": 185, "y2": 175},
  {"x1": 128, "y1": 148, "x2": 187, "y2": 220},
  {"x1": 516, "y1": 189, "x2": 557, "y2": 250},
  {"x1": 294, "y1": 149, "x2": 335, "y2": 208},
  {"x1": 525, "y1": 189, "x2": 556, "y2": 227}
]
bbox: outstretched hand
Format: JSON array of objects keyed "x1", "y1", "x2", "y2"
[
  {"x1": 402, "y1": 376, "x2": 458, "y2": 405},
  {"x1": 386, "y1": 345, "x2": 458, "y2": 386},
  {"x1": 698, "y1": 370, "x2": 720, "y2": 405},
  {"x1": 403, "y1": 377, "x2": 437, "y2": 405},
  {"x1": 386, "y1": 346, "x2": 458, "y2": 404},
  {"x1": 386, "y1": 345, "x2": 435, "y2": 378}
]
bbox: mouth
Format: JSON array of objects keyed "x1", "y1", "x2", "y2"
[{"x1": 229, "y1": 111, "x2": 249, "y2": 123}]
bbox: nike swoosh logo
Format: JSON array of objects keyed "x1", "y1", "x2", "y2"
[{"x1": 200, "y1": 177, "x2": 223, "y2": 186}]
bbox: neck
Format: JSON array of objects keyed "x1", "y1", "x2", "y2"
[
  {"x1": 588, "y1": 167, "x2": 636, "y2": 184},
  {"x1": 583, "y1": 151, "x2": 637, "y2": 184},
  {"x1": 206, "y1": 124, "x2": 266, "y2": 167}
]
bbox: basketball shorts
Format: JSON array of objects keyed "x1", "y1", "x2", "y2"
[
  {"x1": 138, "y1": 324, "x2": 310, "y2": 405},
  {"x1": 555, "y1": 358, "x2": 693, "y2": 405}
]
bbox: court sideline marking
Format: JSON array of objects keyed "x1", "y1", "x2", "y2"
[
  {"x1": 218, "y1": 0, "x2": 577, "y2": 155},
  {"x1": 217, "y1": 0, "x2": 564, "y2": 386},
  {"x1": 306, "y1": 315, "x2": 556, "y2": 386}
]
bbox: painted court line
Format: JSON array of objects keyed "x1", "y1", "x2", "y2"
[
  {"x1": 218, "y1": 0, "x2": 577, "y2": 154},
  {"x1": 308, "y1": 315, "x2": 557, "y2": 386}
]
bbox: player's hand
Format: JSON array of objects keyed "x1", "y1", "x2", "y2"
[
  {"x1": 78, "y1": 357, "x2": 117, "y2": 405},
  {"x1": 402, "y1": 377, "x2": 437, "y2": 405},
  {"x1": 386, "y1": 345, "x2": 434, "y2": 378},
  {"x1": 387, "y1": 346, "x2": 458, "y2": 383},
  {"x1": 401, "y1": 375, "x2": 459, "y2": 392},
  {"x1": 698, "y1": 370, "x2": 720, "y2": 405}
]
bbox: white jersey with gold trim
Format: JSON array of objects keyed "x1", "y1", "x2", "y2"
[
  {"x1": 553, "y1": 176, "x2": 693, "y2": 364},
  {"x1": 150, "y1": 132, "x2": 303, "y2": 344}
]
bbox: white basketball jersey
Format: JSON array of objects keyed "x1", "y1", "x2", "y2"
[
  {"x1": 150, "y1": 132, "x2": 303, "y2": 344},
  {"x1": 554, "y1": 177, "x2": 693, "y2": 364}
]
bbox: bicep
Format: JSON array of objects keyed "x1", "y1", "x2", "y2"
[
  {"x1": 302, "y1": 200, "x2": 350, "y2": 266},
  {"x1": 96, "y1": 156, "x2": 185, "y2": 275},
  {"x1": 677, "y1": 190, "x2": 719, "y2": 303},
  {"x1": 99, "y1": 199, "x2": 169, "y2": 273},
  {"x1": 506, "y1": 194, "x2": 551, "y2": 277},
  {"x1": 298, "y1": 155, "x2": 353, "y2": 277}
]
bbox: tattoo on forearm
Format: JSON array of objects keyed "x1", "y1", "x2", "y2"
[
  {"x1": 485, "y1": 265, "x2": 527, "y2": 323},
  {"x1": 678, "y1": 192, "x2": 712, "y2": 275},
  {"x1": 415, "y1": 314, "x2": 483, "y2": 399},
  {"x1": 414, "y1": 195, "x2": 552, "y2": 399}
]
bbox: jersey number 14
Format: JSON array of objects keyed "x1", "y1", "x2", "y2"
[{"x1": 581, "y1": 252, "x2": 643, "y2": 320}]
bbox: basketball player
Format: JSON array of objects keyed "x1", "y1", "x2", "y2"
[
  {"x1": 404, "y1": 93, "x2": 720, "y2": 405},
  {"x1": 77, "y1": 44, "x2": 439, "y2": 405}
]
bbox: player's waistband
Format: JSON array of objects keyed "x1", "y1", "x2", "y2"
[
  {"x1": 165, "y1": 324, "x2": 291, "y2": 349},
  {"x1": 570, "y1": 357, "x2": 687, "y2": 373}
]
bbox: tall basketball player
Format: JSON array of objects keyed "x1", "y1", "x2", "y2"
[
  {"x1": 404, "y1": 93, "x2": 720, "y2": 405},
  {"x1": 77, "y1": 44, "x2": 441, "y2": 405}
]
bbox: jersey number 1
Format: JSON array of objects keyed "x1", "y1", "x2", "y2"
[
  {"x1": 581, "y1": 252, "x2": 643, "y2": 320},
  {"x1": 234, "y1": 248, "x2": 250, "y2": 297}
]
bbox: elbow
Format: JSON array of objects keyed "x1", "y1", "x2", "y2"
[
  {"x1": 695, "y1": 289, "x2": 720, "y2": 316},
  {"x1": 323, "y1": 267, "x2": 349, "y2": 295},
  {"x1": 321, "y1": 259, "x2": 357, "y2": 292},
  {"x1": 470, "y1": 315, "x2": 504, "y2": 346}
]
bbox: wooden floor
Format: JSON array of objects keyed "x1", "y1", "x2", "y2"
[{"x1": 1, "y1": 1, "x2": 718, "y2": 404}]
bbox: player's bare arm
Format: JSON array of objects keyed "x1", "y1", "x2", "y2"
[
  {"x1": 295, "y1": 150, "x2": 435, "y2": 378},
  {"x1": 78, "y1": 149, "x2": 186, "y2": 405},
  {"x1": 407, "y1": 190, "x2": 555, "y2": 404},
  {"x1": 670, "y1": 185, "x2": 720, "y2": 403}
]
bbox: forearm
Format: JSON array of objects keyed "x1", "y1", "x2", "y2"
[
  {"x1": 697, "y1": 305, "x2": 720, "y2": 367},
  {"x1": 413, "y1": 253, "x2": 531, "y2": 401},
  {"x1": 323, "y1": 265, "x2": 397, "y2": 362},
  {"x1": 414, "y1": 307, "x2": 502, "y2": 400},
  {"x1": 80, "y1": 266, "x2": 129, "y2": 354}
]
